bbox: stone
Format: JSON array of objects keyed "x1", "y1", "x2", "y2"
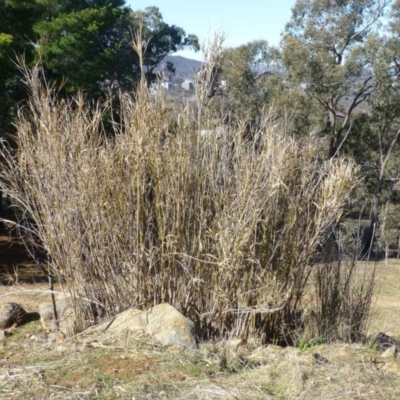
[
  {"x1": 91, "y1": 308, "x2": 145, "y2": 334},
  {"x1": 145, "y1": 303, "x2": 197, "y2": 350},
  {"x1": 30, "y1": 333, "x2": 48, "y2": 342},
  {"x1": 381, "y1": 345, "x2": 398, "y2": 358},
  {"x1": 0, "y1": 302, "x2": 40, "y2": 330},
  {"x1": 368, "y1": 332, "x2": 400, "y2": 352},
  {"x1": 89, "y1": 303, "x2": 197, "y2": 350}
]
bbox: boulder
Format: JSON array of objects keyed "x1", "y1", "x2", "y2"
[
  {"x1": 91, "y1": 303, "x2": 197, "y2": 350},
  {"x1": 0, "y1": 303, "x2": 26, "y2": 329},
  {"x1": 0, "y1": 302, "x2": 40, "y2": 330},
  {"x1": 94, "y1": 308, "x2": 145, "y2": 334},
  {"x1": 145, "y1": 303, "x2": 197, "y2": 350}
]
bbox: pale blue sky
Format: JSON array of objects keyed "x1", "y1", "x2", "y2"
[{"x1": 127, "y1": 1, "x2": 296, "y2": 60}]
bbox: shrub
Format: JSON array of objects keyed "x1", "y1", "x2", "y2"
[{"x1": 0, "y1": 59, "x2": 360, "y2": 342}]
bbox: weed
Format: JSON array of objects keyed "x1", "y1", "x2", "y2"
[
  {"x1": 368, "y1": 341, "x2": 378, "y2": 352},
  {"x1": 298, "y1": 335, "x2": 326, "y2": 352}
]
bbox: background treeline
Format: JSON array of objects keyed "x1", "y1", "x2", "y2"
[
  {"x1": 0, "y1": 0, "x2": 396, "y2": 344},
  {"x1": 214, "y1": 0, "x2": 400, "y2": 257}
]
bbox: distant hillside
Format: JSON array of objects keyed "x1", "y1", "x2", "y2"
[{"x1": 155, "y1": 55, "x2": 203, "y2": 82}]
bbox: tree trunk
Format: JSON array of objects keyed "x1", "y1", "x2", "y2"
[
  {"x1": 368, "y1": 176, "x2": 384, "y2": 257},
  {"x1": 370, "y1": 177, "x2": 384, "y2": 231},
  {"x1": 328, "y1": 125, "x2": 342, "y2": 159}
]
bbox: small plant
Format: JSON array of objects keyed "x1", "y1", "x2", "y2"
[
  {"x1": 316, "y1": 334, "x2": 326, "y2": 345},
  {"x1": 298, "y1": 336, "x2": 312, "y2": 352},
  {"x1": 368, "y1": 341, "x2": 378, "y2": 352},
  {"x1": 298, "y1": 335, "x2": 325, "y2": 352}
]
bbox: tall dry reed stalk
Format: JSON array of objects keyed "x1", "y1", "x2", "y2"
[{"x1": 0, "y1": 52, "x2": 360, "y2": 342}]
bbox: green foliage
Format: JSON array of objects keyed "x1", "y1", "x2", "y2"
[
  {"x1": 219, "y1": 40, "x2": 281, "y2": 127},
  {"x1": 34, "y1": 2, "x2": 131, "y2": 97},
  {"x1": 33, "y1": 3, "x2": 198, "y2": 98},
  {"x1": 0, "y1": 33, "x2": 13, "y2": 56},
  {"x1": 368, "y1": 341, "x2": 378, "y2": 351},
  {"x1": 375, "y1": 202, "x2": 400, "y2": 256},
  {"x1": 298, "y1": 335, "x2": 325, "y2": 352},
  {"x1": 0, "y1": 0, "x2": 44, "y2": 136},
  {"x1": 282, "y1": 0, "x2": 389, "y2": 157},
  {"x1": 0, "y1": 1, "x2": 198, "y2": 137},
  {"x1": 130, "y1": 6, "x2": 199, "y2": 83}
]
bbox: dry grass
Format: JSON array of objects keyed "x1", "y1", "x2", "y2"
[
  {"x1": 0, "y1": 47, "x2": 360, "y2": 343},
  {"x1": 0, "y1": 282, "x2": 399, "y2": 400},
  {"x1": 369, "y1": 259, "x2": 400, "y2": 337},
  {"x1": 0, "y1": 263, "x2": 397, "y2": 398}
]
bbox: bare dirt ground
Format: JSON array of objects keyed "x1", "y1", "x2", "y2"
[{"x1": 0, "y1": 234, "x2": 400, "y2": 399}]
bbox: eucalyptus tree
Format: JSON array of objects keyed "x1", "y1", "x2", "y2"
[
  {"x1": 345, "y1": 3, "x2": 400, "y2": 232},
  {"x1": 282, "y1": 0, "x2": 391, "y2": 158},
  {"x1": 219, "y1": 40, "x2": 282, "y2": 128}
]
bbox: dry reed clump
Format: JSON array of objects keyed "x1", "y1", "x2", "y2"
[
  {"x1": 311, "y1": 258, "x2": 376, "y2": 344},
  {"x1": 0, "y1": 62, "x2": 360, "y2": 342}
]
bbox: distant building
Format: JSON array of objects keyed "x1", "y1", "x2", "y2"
[
  {"x1": 161, "y1": 82, "x2": 173, "y2": 91},
  {"x1": 182, "y1": 80, "x2": 194, "y2": 91}
]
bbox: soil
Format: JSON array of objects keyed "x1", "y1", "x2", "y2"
[
  {"x1": 0, "y1": 227, "x2": 48, "y2": 284},
  {"x1": 0, "y1": 226, "x2": 53, "y2": 314}
]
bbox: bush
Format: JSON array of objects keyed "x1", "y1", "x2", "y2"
[{"x1": 0, "y1": 61, "x2": 360, "y2": 343}]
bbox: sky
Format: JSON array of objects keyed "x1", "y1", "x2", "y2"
[{"x1": 126, "y1": 0, "x2": 296, "y2": 60}]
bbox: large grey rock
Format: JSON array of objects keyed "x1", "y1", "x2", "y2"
[{"x1": 92, "y1": 303, "x2": 197, "y2": 350}]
